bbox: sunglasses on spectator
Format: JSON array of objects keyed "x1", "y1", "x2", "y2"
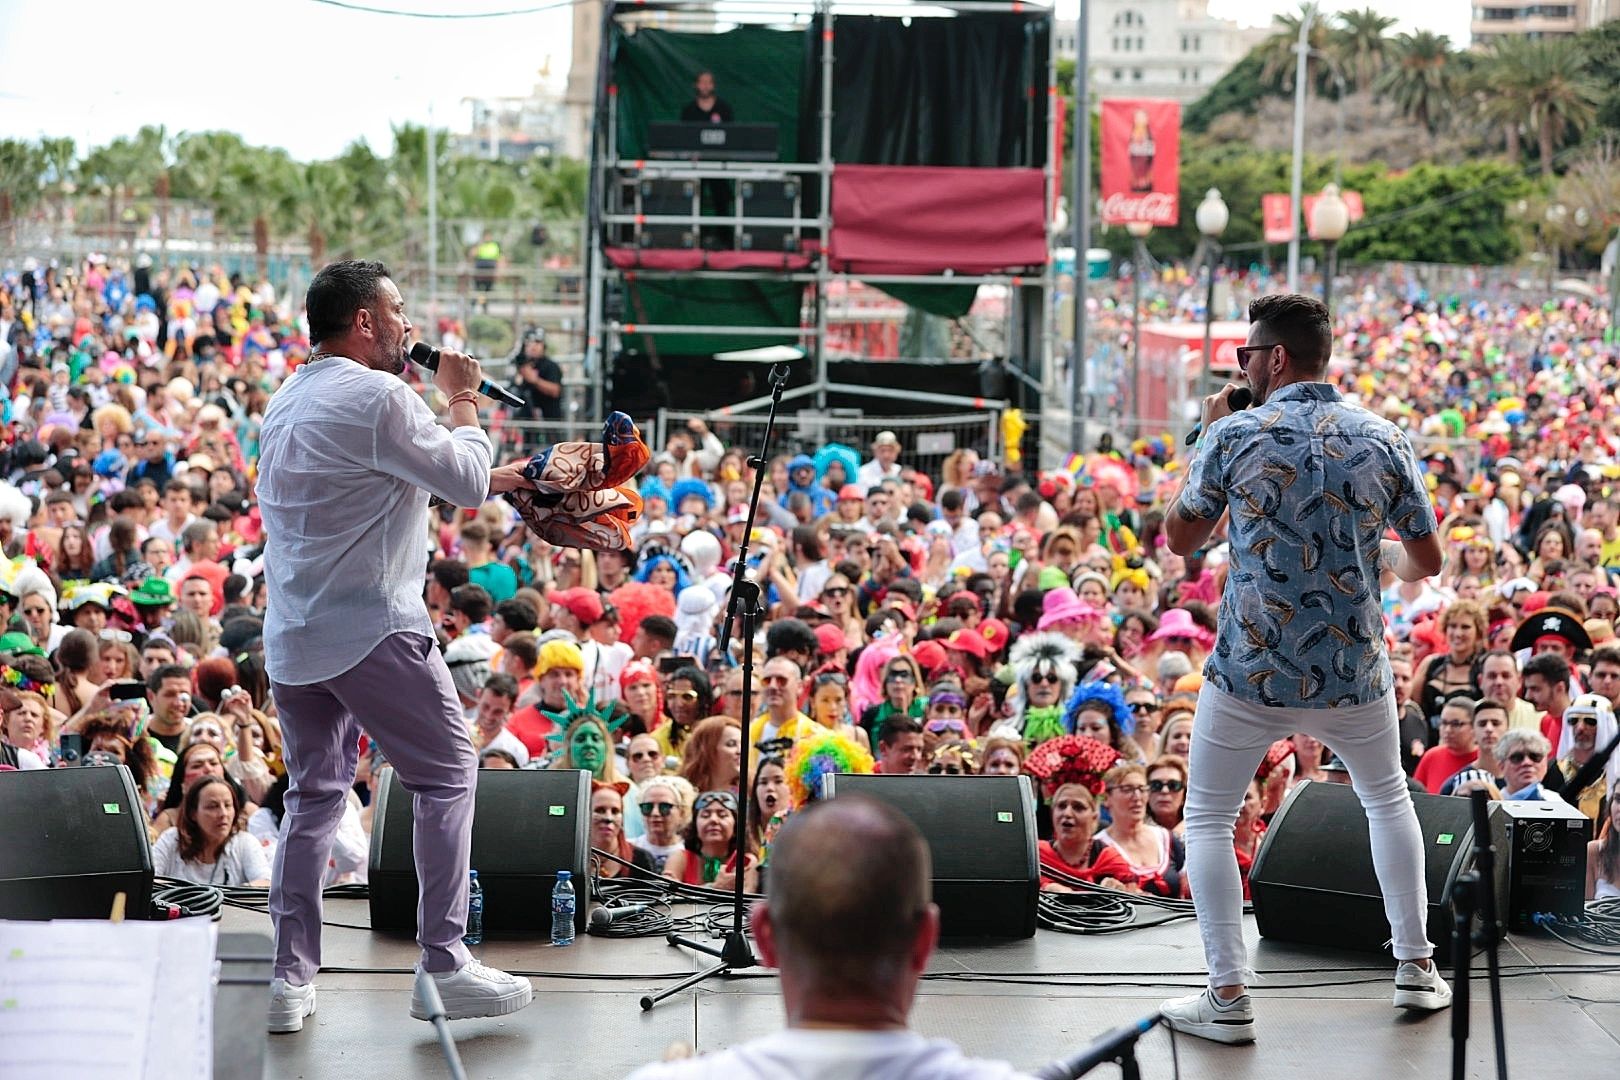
[
  {"x1": 638, "y1": 801, "x2": 676, "y2": 816},
  {"x1": 1029, "y1": 671, "x2": 1061, "y2": 684},
  {"x1": 1128, "y1": 701, "x2": 1159, "y2": 714},
  {"x1": 1567, "y1": 715, "x2": 1600, "y2": 727},
  {"x1": 886, "y1": 671, "x2": 915, "y2": 683},
  {"x1": 1506, "y1": 751, "x2": 1545, "y2": 765},
  {"x1": 822, "y1": 587, "x2": 851, "y2": 598},
  {"x1": 629, "y1": 749, "x2": 662, "y2": 761},
  {"x1": 763, "y1": 675, "x2": 792, "y2": 687},
  {"x1": 927, "y1": 763, "x2": 964, "y2": 775},
  {"x1": 927, "y1": 718, "x2": 966, "y2": 733},
  {"x1": 1148, "y1": 778, "x2": 1185, "y2": 793}
]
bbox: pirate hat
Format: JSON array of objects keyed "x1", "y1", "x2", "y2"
[{"x1": 1510, "y1": 606, "x2": 1593, "y2": 654}]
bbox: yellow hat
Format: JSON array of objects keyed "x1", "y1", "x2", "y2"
[{"x1": 533, "y1": 639, "x2": 585, "y2": 678}]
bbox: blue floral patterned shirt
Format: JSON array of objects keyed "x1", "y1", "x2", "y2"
[{"x1": 1177, "y1": 382, "x2": 1437, "y2": 708}]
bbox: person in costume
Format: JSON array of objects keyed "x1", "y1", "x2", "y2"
[
  {"x1": 1007, "y1": 632, "x2": 1082, "y2": 745},
  {"x1": 1063, "y1": 680, "x2": 1145, "y2": 764},
  {"x1": 543, "y1": 693, "x2": 627, "y2": 783}
]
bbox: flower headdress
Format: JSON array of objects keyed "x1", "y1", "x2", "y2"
[{"x1": 1023, "y1": 735, "x2": 1121, "y2": 796}]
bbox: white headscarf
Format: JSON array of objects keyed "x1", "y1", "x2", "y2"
[{"x1": 1557, "y1": 692, "x2": 1620, "y2": 790}]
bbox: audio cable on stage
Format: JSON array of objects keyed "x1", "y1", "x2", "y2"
[{"x1": 1532, "y1": 898, "x2": 1620, "y2": 954}]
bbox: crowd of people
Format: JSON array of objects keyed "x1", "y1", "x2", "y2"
[{"x1": 0, "y1": 251, "x2": 1616, "y2": 907}]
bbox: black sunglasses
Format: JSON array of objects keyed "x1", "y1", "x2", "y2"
[
  {"x1": 1029, "y1": 671, "x2": 1061, "y2": 684},
  {"x1": 638, "y1": 801, "x2": 676, "y2": 816},
  {"x1": 1234, "y1": 343, "x2": 1282, "y2": 371},
  {"x1": 1148, "y1": 778, "x2": 1186, "y2": 793},
  {"x1": 1129, "y1": 701, "x2": 1159, "y2": 713},
  {"x1": 927, "y1": 764, "x2": 964, "y2": 775},
  {"x1": 1506, "y1": 751, "x2": 1545, "y2": 765}
]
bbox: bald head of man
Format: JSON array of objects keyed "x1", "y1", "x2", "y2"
[{"x1": 750, "y1": 795, "x2": 939, "y2": 1027}]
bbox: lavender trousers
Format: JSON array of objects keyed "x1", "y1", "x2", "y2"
[
  {"x1": 270, "y1": 632, "x2": 477, "y2": 984},
  {"x1": 1184, "y1": 683, "x2": 1433, "y2": 989}
]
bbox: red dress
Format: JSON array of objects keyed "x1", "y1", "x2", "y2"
[{"x1": 1038, "y1": 839, "x2": 1138, "y2": 889}]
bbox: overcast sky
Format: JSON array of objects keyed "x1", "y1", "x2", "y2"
[{"x1": 0, "y1": 0, "x2": 1469, "y2": 162}]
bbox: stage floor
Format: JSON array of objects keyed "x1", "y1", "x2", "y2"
[{"x1": 234, "y1": 898, "x2": 1620, "y2": 1079}]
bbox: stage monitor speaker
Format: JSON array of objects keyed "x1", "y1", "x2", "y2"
[
  {"x1": 0, "y1": 764, "x2": 153, "y2": 920},
  {"x1": 1249, "y1": 779, "x2": 1504, "y2": 962},
  {"x1": 369, "y1": 768, "x2": 590, "y2": 936},
  {"x1": 1489, "y1": 799, "x2": 1591, "y2": 928},
  {"x1": 822, "y1": 773, "x2": 1039, "y2": 938}
]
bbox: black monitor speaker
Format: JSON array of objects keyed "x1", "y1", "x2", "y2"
[
  {"x1": 822, "y1": 773, "x2": 1039, "y2": 938},
  {"x1": 1489, "y1": 799, "x2": 1591, "y2": 928},
  {"x1": 0, "y1": 765, "x2": 153, "y2": 920},
  {"x1": 1250, "y1": 779, "x2": 1504, "y2": 962},
  {"x1": 369, "y1": 767, "x2": 590, "y2": 936}
]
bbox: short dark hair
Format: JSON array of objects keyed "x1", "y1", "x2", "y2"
[
  {"x1": 501, "y1": 631, "x2": 539, "y2": 670},
  {"x1": 637, "y1": 615, "x2": 677, "y2": 646},
  {"x1": 147, "y1": 663, "x2": 191, "y2": 693},
  {"x1": 1522, "y1": 652, "x2": 1571, "y2": 687},
  {"x1": 430, "y1": 558, "x2": 470, "y2": 592},
  {"x1": 482, "y1": 673, "x2": 519, "y2": 700},
  {"x1": 1247, "y1": 292, "x2": 1332, "y2": 374},
  {"x1": 450, "y1": 583, "x2": 493, "y2": 624},
  {"x1": 494, "y1": 597, "x2": 538, "y2": 633},
  {"x1": 1589, "y1": 644, "x2": 1620, "y2": 670},
  {"x1": 878, "y1": 714, "x2": 923, "y2": 747},
  {"x1": 305, "y1": 260, "x2": 393, "y2": 345},
  {"x1": 766, "y1": 617, "x2": 818, "y2": 660}
]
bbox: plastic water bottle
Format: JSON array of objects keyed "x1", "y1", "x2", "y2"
[
  {"x1": 463, "y1": 870, "x2": 484, "y2": 946},
  {"x1": 551, "y1": 871, "x2": 576, "y2": 946}
]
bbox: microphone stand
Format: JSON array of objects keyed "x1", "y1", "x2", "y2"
[
  {"x1": 1032, "y1": 1013, "x2": 1162, "y2": 1080},
  {"x1": 639, "y1": 363, "x2": 790, "y2": 1012},
  {"x1": 413, "y1": 968, "x2": 469, "y2": 1080},
  {"x1": 1450, "y1": 789, "x2": 1508, "y2": 1080}
]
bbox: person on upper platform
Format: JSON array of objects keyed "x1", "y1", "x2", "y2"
[{"x1": 680, "y1": 70, "x2": 733, "y2": 124}]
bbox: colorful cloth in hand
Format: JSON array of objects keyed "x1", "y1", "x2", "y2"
[{"x1": 504, "y1": 412, "x2": 651, "y2": 551}]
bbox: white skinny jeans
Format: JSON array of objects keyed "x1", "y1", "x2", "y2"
[{"x1": 1185, "y1": 683, "x2": 1433, "y2": 988}]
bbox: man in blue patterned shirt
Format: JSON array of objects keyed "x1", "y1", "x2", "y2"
[{"x1": 1159, "y1": 293, "x2": 1451, "y2": 1044}]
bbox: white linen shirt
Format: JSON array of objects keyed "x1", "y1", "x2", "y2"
[{"x1": 257, "y1": 356, "x2": 492, "y2": 685}]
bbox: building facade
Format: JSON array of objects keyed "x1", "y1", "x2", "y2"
[{"x1": 1055, "y1": 0, "x2": 1264, "y2": 105}]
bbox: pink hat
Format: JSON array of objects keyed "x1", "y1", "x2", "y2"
[
  {"x1": 838, "y1": 484, "x2": 864, "y2": 502},
  {"x1": 1147, "y1": 608, "x2": 1215, "y2": 650},
  {"x1": 1037, "y1": 587, "x2": 1103, "y2": 631}
]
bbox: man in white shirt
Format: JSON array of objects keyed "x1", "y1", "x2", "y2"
[
  {"x1": 855, "y1": 430, "x2": 904, "y2": 491},
  {"x1": 257, "y1": 260, "x2": 534, "y2": 1036},
  {"x1": 148, "y1": 479, "x2": 195, "y2": 545},
  {"x1": 626, "y1": 797, "x2": 1032, "y2": 1080},
  {"x1": 470, "y1": 674, "x2": 529, "y2": 767}
]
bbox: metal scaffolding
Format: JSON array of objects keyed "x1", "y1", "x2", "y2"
[{"x1": 582, "y1": 0, "x2": 1058, "y2": 431}]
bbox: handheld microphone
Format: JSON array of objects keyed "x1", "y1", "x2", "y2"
[
  {"x1": 408, "y1": 342, "x2": 526, "y2": 409},
  {"x1": 589, "y1": 902, "x2": 653, "y2": 929},
  {"x1": 1184, "y1": 386, "x2": 1252, "y2": 446}
]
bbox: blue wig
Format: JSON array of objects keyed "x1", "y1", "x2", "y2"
[
  {"x1": 670, "y1": 478, "x2": 713, "y2": 511},
  {"x1": 814, "y1": 443, "x2": 860, "y2": 487},
  {"x1": 1062, "y1": 679, "x2": 1135, "y2": 736},
  {"x1": 633, "y1": 553, "x2": 691, "y2": 592},
  {"x1": 638, "y1": 477, "x2": 673, "y2": 508}
]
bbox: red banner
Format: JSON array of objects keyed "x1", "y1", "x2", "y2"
[
  {"x1": 1099, "y1": 99, "x2": 1180, "y2": 227},
  {"x1": 1261, "y1": 193, "x2": 1294, "y2": 243},
  {"x1": 1302, "y1": 190, "x2": 1366, "y2": 238}
]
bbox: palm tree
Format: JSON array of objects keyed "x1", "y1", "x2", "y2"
[
  {"x1": 1520, "y1": 39, "x2": 1601, "y2": 175},
  {"x1": 1253, "y1": 3, "x2": 1339, "y2": 94},
  {"x1": 0, "y1": 140, "x2": 45, "y2": 244},
  {"x1": 37, "y1": 136, "x2": 76, "y2": 228},
  {"x1": 1374, "y1": 31, "x2": 1457, "y2": 138},
  {"x1": 1331, "y1": 7, "x2": 1396, "y2": 94}
]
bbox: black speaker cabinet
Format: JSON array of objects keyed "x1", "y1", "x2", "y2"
[
  {"x1": 822, "y1": 773, "x2": 1039, "y2": 938},
  {"x1": 0, "y1": 764, "x2": 153, "y2": 920},
  {"x1": 369, "y1": 768, "x2": 590, "y2": 936},
  {"x1": 1250, "y1": 780, "x2": 1504, "y2": 963},
  {"x1": 1490, "y1": 799, "x2": 1591, "y2": 928}
]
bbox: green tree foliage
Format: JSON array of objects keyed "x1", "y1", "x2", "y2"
[{"x1": 1336, "y1": 161, "x2": 1532, "y2": 265}]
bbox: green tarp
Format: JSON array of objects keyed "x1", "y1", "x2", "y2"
[{"x1": 612, "y1": 25, "x2": 806, "y2": 162}]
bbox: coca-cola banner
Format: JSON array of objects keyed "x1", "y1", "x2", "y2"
[
  {"x1": 1261, "y1": 193, "x2": 1294, "y2": 243},
  {"x1": 1099, "y1": 99, "x2": 1181, "y2": 227}
]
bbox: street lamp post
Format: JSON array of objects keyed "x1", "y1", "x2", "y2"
[
  {"x1": 1126, "y1": 221, "x2": 1153, "y2": 439},
  {"x1": 1546, "y1": 203, "x2": 1568, "y2": 292},
  {"x1": 1310, "y1": 183, "x2": 1350, "y2": 313},
  {"x1": 1195, "y1": 188, "x2": 1229, "y2": 402}
]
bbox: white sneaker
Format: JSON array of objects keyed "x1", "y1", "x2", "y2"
[
  {"x1": 268, "y1": 978, "x2": 316, "y2": 1033},
  {"x1": 410, "y1": 960, "x2": 534, "y2": 1021},
  {"x1": 1159, "y1": 988, "x2": 1256, "y2": 1045},
  {"x1": 1393, "y1": 960, "x2": 1453, "y2": 1011}
]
